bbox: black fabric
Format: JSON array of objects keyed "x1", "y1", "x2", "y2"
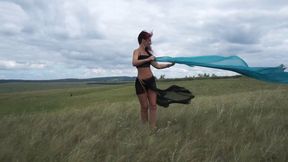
[
  {"x1": 135, "y1": 77, "x2": 194, "y2": 107},
  {"x1": 136, "y1": 54, "x2": 152, "y2": 68},
  {"x1": 156, "y1": 85, "x2": 194, "y2": 108},
  {"x1": 135, "y1": 76, "x2": 157, "y2": 95}
]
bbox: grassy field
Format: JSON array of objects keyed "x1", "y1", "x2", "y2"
[{"x1": 0, "y1": 77, "x2": 287, "y2": 162}]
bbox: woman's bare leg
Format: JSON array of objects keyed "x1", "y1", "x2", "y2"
[
  {"x1": 137, "y1": 93, "x2": 149, "y2": 124},
  {"x1": 147, "y1": 89, "x2": 157, "y2": 129}
]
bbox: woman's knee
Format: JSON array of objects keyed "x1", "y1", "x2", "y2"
[
  {"x1": 141, "y1": 104, "x2": 149, "y2": 111},
  {"x1": 149, "y1": 104, "x2": 157, "y2": 111}
]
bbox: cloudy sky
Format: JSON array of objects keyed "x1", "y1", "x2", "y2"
[{"x1": 1, "y1": 0, "x2": 288, "y2": 80}]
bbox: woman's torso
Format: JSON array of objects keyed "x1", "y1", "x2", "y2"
[{"x1": 136, "y1": 49, "x2": 153, "y2": 80}]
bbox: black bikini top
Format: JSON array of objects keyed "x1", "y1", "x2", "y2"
[{"x1": 136, "y1": 53, "x2": 152, "y2": 68}]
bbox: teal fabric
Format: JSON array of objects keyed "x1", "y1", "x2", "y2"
[{"x1": 156, "y1": 55, "x2": 288, "y2": 84}]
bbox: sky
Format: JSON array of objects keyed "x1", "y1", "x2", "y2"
[{"x1": 0, "y1": 0, "x2": 288, "y2": 80}]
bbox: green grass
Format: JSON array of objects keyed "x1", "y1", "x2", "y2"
[
  {"x1": 0, "y1": 77, "x2": 288, "y2": 161},
  {"x1": 0, "y1": 83, "x2": 133, "y2": 115}
]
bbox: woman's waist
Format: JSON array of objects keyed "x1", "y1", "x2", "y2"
[{"x1": 137, "y1": 68, "x2": 153, "y2": 79}]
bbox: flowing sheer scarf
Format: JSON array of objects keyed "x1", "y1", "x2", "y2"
[{"x1": 156, "y1": 55, "x2": 288, "y2": 84}]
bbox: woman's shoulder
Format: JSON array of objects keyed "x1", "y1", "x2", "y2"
[
  {"x1": 133, "y1": 49, "x2": 148, "y2": 56},
  {"x1": 133, "y1": 48, "x2": 141, "y2": 55},
  {"x1": 133, "y1": 48, "x2": 153, "y2": 56}
]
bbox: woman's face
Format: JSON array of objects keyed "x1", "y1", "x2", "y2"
[{"x1": 143, "y1": 38, "x2": 152, "y2": 47}]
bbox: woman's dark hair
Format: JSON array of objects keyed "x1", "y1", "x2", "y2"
[{"x1": 137, "y1": 30, "x2": 153, "y2": 55}]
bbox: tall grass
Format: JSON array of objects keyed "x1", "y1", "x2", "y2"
[{"x1": 0, "y1": 77, "x2": 287, "y2": 161}]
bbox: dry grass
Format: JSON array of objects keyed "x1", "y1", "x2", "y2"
[{"x1": 0, "y1": 78, "x2": 288, "y2": 162}]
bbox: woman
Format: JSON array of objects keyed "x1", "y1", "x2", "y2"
[{"x1": 132, "y1": 31, "x2": 175, "y2": 129}]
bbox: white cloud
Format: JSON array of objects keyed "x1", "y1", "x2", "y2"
[
  {"x1": 0, "y1": 0, "x2": 288, "y2": 79},
  {"x1": 0, "y1": 60, "x2": 46, "y2": 70},
  {"x1": 0, "y1": 1, "x2": 28, "y2": 36}
]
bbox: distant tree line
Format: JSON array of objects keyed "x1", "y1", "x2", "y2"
[{"x1": 157, "y1": 73, "x2": 242, "y2": 81}]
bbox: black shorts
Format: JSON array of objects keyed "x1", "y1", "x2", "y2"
[{"x1": 135, "y1": 76, "x2": 157, "y2": 95}]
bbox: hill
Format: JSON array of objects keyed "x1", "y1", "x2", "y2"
[
  {"x1": 0, "y1": 76, "x2": 136, "y2": 84},
  {"x1": 0, "y1": 77, "x2": 287, "y2": 162}
]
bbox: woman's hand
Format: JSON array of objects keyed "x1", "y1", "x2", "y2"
[
  {"x1": 148, "y1": 56, "x2": 155, "y2": 62},
  {"x1": 164, "y1": 62, "x2": 175, "y2": 68},
  {"x1": 168, "y1": 62, "x2": 175, "y2": 68}
]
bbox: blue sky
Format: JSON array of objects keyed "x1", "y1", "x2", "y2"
[{"x1": 0, "y1": 0, "x2": 288, "y2": 79}]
